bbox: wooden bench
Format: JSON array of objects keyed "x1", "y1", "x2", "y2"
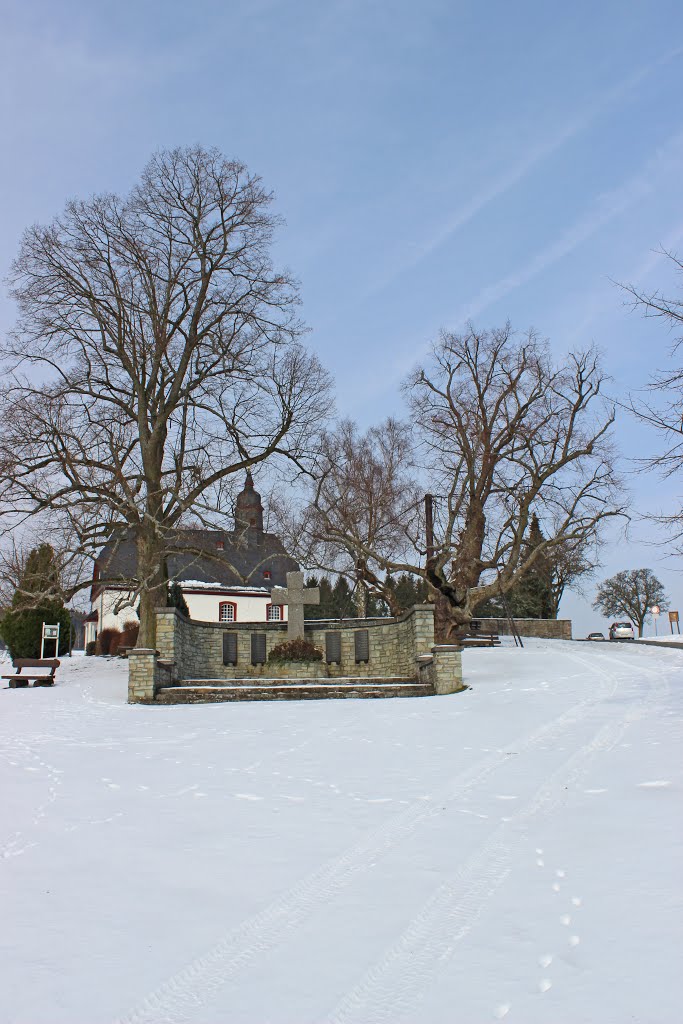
[
  {"x1": 2, "y1": 658, "x2": 60, "y2": 688},
  {"x1": 459, "y1": 634, "x2": 501, "y2": 648}
]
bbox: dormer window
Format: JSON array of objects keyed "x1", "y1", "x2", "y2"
[{"x1": 263, "y1": 570, "x2": 271, "y2": 579}]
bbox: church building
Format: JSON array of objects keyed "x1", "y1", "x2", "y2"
[{"x1": 85, "y1": 474, "x2": 298, "y2": 646}]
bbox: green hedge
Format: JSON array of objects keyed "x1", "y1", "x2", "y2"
[{"x1": 0, "y1": 604, "x2": 73, "y2": 659}]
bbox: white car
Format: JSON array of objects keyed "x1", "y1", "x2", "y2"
[{"x1": 609, "y1": 622, "x2": 635, "y2": 640}]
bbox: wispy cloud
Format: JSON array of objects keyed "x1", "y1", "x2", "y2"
[
  {"x1": 559, "y1": 221, "x2": 683, "y2": 349},
  {"x1": 364, "y1": 46, "x2": 683, "y2": 298},
  {"x1": 445, "y1": 128, "x2": 683, "y2": 330}
]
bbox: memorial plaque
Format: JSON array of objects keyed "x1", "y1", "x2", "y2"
[
  {"x1": 251, "y1": 633, "x2": 266, "y2": 665},
  {"x1": 354, "y1": 629, "x2": 369, "y2": 664},
  {"x1": 325, "y1": 631, "x2": 341, "y2": 664},
  {"x1": 223, "y1": 633, "x2": 238, "y2": 666}
]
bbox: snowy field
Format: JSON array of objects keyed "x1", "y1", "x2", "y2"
[{"x1": 1, "y1": 641, "x2": 681, "y2": 1024}]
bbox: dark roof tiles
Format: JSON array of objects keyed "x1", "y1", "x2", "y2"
[{"x1": 96, "y1": 529, "x2": 298, "y2": 591}]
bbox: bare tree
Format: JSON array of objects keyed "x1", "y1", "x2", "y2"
[
  {"x1": 621, "y1": 251, "x2": 683, "y2": 548},
  {"x1": 0, "y1": 528, "x2": 90, "y2": 610},
  {"x1": 547, "y1": 537, "x2": 598, "y2": 617},
  {"x1": 304, "y1": 324, "x2": 623, "y2": 638},
  {"x1": 593, "y1": 568, "x2": 667, "y2": 637},
  {"x1": 289, "y1": 419, "x2": 422, "y2": 616},
  {"x1": 408, "y1": 325, "x2": 623, "y2": 634},
  {"x1": 0, "y1": 146, "x2": 331, "y2": 644}
]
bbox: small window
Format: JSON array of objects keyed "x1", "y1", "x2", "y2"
[
  {"x1": 263, "y1": 569, "x2": 272, "y2": 580},
  {"x1": 219, "y1": 601, "x2": 237, "y2": 622},
  {"x1": 266, "y1": 604, "x2": 282, "y2": 621},
  {"x1": 216, "y1": 539, "x2": 225, "y2": 551}
]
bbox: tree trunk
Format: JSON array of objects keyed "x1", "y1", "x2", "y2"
[
  {"x1": 136, "y1": 531, "x2": 167, "y2": 648},
  {"x1": 355, "y1": 580, "x2": 368, "y2": 618}
]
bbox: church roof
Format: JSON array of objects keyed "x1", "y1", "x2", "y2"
[{"x1": 94, "y1": 528, "x2": 298, "y2": 593}]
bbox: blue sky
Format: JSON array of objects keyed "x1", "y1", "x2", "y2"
[{"x1": 2, "y1": 0, "x2": 683, "y2": 635}]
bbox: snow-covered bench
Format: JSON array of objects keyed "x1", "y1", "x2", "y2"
[
  {"x1": 2, "y1": 658, "x2": 60, "y2": 688},
  {"x1": 459, "y1": 634, "x2": 501, "y2": 648}
]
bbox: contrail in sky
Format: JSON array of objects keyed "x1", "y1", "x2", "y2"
[
  {"x1": 364, "y1": 46, "x2": 683, "y2": 298},
  {"x1": 446, "y1": 128, "x2": 683, "y2": 329}
]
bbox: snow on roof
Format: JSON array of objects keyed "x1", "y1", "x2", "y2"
[{"x1": 177, "y1": 580, "x2": 270, "y2": 594}]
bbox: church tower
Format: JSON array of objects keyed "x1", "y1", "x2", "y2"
[{"x1": 234, "y1": 471, "x2": 264, "y2": 544}]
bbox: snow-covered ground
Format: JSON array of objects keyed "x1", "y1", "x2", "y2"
[
  {"x1": 637, "y1": 634, "x2": 683, "y2": 644},
  {"x1": 1, "y1": 641, "x2": 681, "y2": 1024}
]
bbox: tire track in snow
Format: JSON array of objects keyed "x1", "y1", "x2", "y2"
[
  {"x1": 321, "y1": 648, "x2": 672, "y2": 1024},
  {"x1": 112, "y1": 650, "x2": 628, "y2": 1024}
]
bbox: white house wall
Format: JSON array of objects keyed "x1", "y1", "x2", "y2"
[
  {"x1": 90, "y1": 586, "x2": 287, "y2": 634},
  {"x1": 184, "y1": 591, "x2": 287, "y2": 622}
]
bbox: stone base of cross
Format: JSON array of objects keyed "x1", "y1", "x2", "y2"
[{"x1": 270, "y1": 572, "x2": 320, "y2": 640}]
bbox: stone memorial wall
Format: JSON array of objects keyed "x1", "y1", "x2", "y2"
[{"x1": 154, "y1": 604, "x2": 436, "y2": 682}]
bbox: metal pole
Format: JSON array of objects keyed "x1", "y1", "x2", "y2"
[
  {"x1": 425, "y1": 494, "x2": 435, "y2": 566},
  {"x1": 500, "y1": 585, "x2": 524, "y2": 648}
]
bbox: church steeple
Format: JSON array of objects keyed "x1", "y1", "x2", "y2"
[{"x1": 235, "y1": 471, "x2": 264, "y2": 541}]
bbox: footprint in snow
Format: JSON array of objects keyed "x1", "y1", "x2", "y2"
[
  {"x1": 538, "y1": 979, "x2": 553, "y2": 993},
  {"x1": 555, "y1": 869, "x2": 566, "y2": 878},
  {"x1": 536, "y1": 858, "x2": 545, "y2": 867},
  {"x1": 496, "y1": 794, "x2": 518, "y2": 801},
  {"x1": 493, "y1": 1004, "x2": 511, "y2": 1019},
  {"x1": 539, "y1": 954, "x2": 553, "y2": 968},
  {"x1": 637, "y1": 780, "x2": 671, "y2": 788},
  {"x1": 571, "y1": 896, "x2": 582, "y2": 906},
  {"x1": 560, "y1": 914, "x2": 571, "y2": 926},
  {"x1": 235, "y1": 793, "x2": 263, "y2": 801},
  {"x1": 569, "y1": 935, "x2": 580, "y2": 947},
  {"x1": 552, "y1": 883, "x2": 561, "y2": 893},
  {"x1": 584, "y1": 788, "x2": 608, "y2": 794}
]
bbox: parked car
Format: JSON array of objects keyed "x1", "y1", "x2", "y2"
[
  {"x1": 609, "y1": 622, "x2": 635, "y2": 640},
  {"x1": 587, "y1": 631, "x2": 606, "y2": 641}
]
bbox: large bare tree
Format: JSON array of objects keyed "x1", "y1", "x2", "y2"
[
  {"x1": 593, "y1": 568, "x2": 667, "y2": 637},
  {"x1": 0, "y1": 146, "x2": 331, "y2": 644},
  {"x1": 288, "y1": 419, "x2": 422, "y2": 615},
  {"x1": 303, "y1": 324, "x2": 623, "y2": 638}
]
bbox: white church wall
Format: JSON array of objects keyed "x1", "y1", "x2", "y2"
[
  {"x1": 91, "y1": 583, "x2": 289, "y2": 635},
  {"x1": 181, "y1": 589, "x2": 288, "y2": 623}
]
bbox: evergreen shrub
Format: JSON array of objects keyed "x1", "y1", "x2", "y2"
[
  {"x1": 167, "y1": 581, "x2": 190, "y2": 617},
  {"x1": 0, "y1": 603, "x2": 72, "y2": 659}
]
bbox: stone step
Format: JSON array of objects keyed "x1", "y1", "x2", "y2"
[
  {"x1": 165, "y1": 676, "x2": 416, "y2": 689},
  {"x1": 155, "y1": 682, "x2": 435, "y2": 704}
]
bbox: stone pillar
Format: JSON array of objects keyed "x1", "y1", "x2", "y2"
[
  {"x1": 127, "y1": 648, "x2": 158, "y2": 703},
  {"x1": 430, "y1": 644, "x2": 464, "y2": 695}
]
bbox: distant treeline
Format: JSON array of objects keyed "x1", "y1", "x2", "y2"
[{"x1": 304, "y1": 574, "x2": 429, "y2": 619}]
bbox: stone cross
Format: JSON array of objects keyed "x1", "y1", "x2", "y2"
[{"x1": 270, "y1": 571, "x2": 320, "y2": 640}]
